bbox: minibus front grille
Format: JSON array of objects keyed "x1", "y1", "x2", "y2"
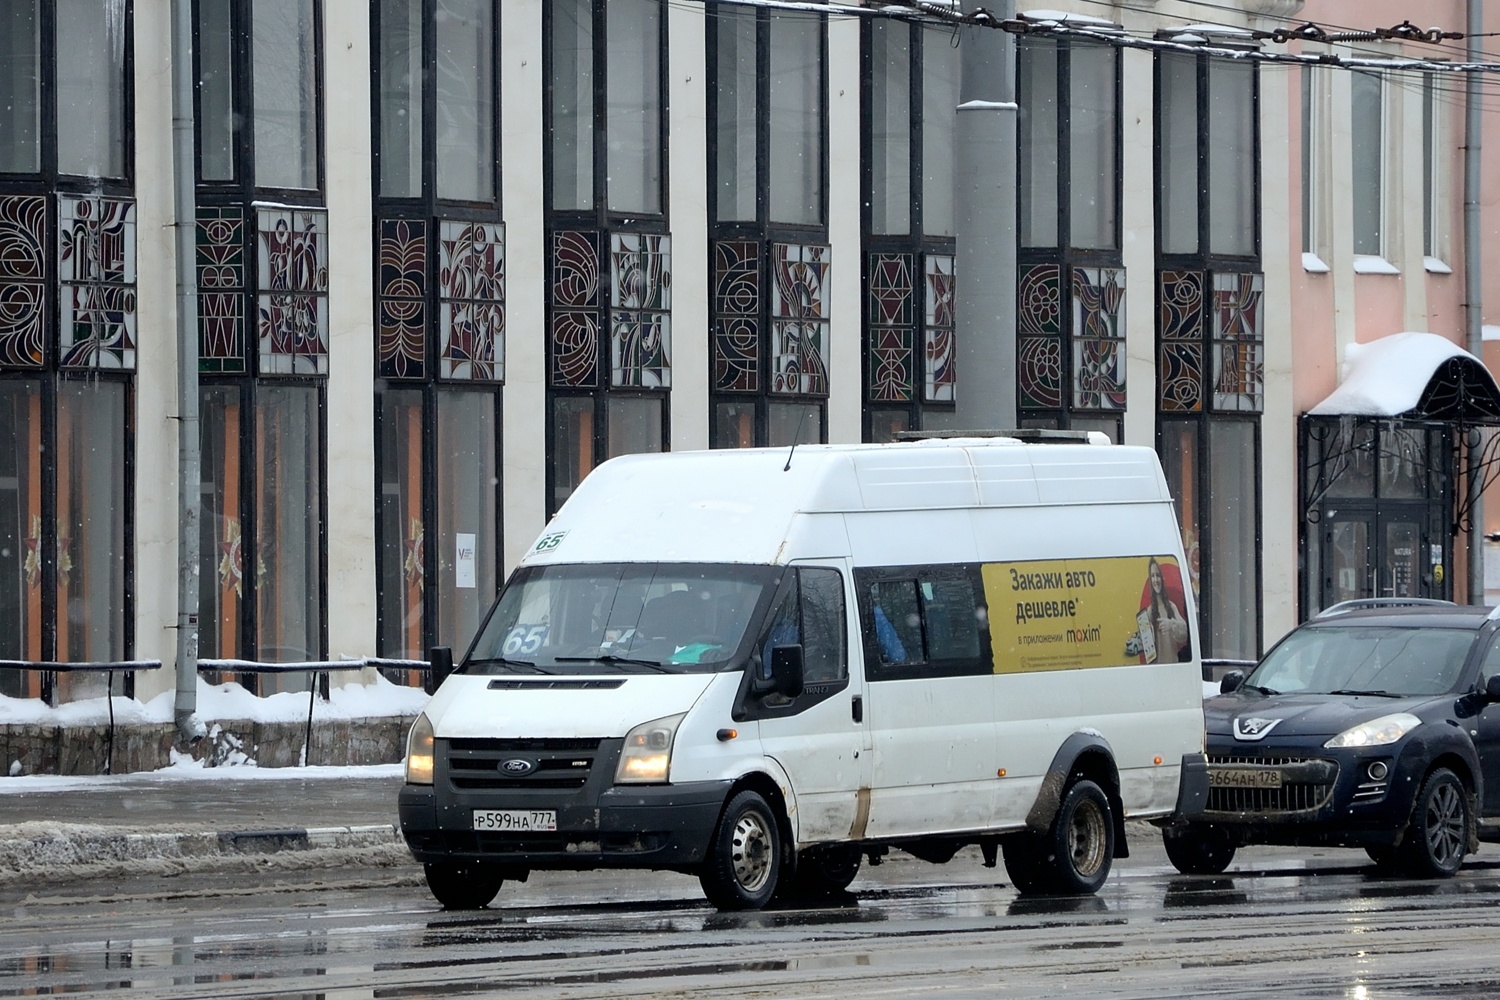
[
  {"x1": 1204, "y1": 754, "x2": 1338, "y2": 817},
  {"x1": 442, "y1": 738, "x2": 603, "y2": 790}
]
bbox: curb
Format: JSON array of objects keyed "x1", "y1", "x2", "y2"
[{"x1": 0, "y1": 823, "x2": 401, "y2": 874}]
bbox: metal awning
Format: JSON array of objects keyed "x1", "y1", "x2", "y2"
[{"x1": 1307, "y1": 331, "x2": 1500, "y2": 423}]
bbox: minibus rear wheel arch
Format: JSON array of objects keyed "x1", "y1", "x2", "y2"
[{"x1": 1026, "y1": 737, "x2": 1127, "y2": 859}]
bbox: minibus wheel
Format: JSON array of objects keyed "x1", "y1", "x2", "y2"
[
  {"x1": 1005, "y1": 779, "x2": 1115, "y2": 896},
  {"x1": 423, "y1": 862, "x2": 505, "y2": 909},
  {"x1": 778, "y1": 844, "x2": 862, "y2": 899},
  {"x1": 699, "y1": 790, "x2": 782, "y2": 910},
  {"x1": 1162, "y1": 823, "x2": 1236, "y2": 875}
]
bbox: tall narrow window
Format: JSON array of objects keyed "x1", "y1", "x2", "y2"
[
  {"x1": 196, "y1": 0, "x2": 328, "y2": 688},
  {"x1": 863, "y1": 20, "x2": 958, "y2": 441},
  {"x1": 709, "y1": 7, "x2": 828, "y2": 449},
  {"x1": 546, "y1": 0, "x2": 669, "y2": 515},
  {"x1": 1351, "y1": 70, "x2": 1384, "y2": 258},
  {"x1": 1300, "y1": 65, "x2": 1326, "y2": 259},
  {"x1": 1154, "y1": 45, "x2": 1263, "y2": 659},
  {"x1": 373, "y1": 2, "x2": 504, "y2": 666},
  {"x1": 1422, "y1": 72, "x2": 1445, "y2": 262},
  {"x1": 0, "y1": 1, "x2": 135, "y2": 702},
  {"x1": 1017, "y1": 36, "x2": 1124, "y2": 440}
]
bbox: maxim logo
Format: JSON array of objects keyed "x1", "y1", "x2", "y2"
[
  {"x1": 499, "y1": 758, "x2": 537, "y2": 775},
  {"x1": 1234, "y1": 717, "x2": 1283, "y2": 741}
]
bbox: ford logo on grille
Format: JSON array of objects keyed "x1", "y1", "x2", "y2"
[{"x1": 500, "y1": 758, "x2": 537, "y2": 775}]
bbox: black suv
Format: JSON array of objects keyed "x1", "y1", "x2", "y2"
[{"x1": 1164, "y1": 600, "x2": 1500, "y2": 878}]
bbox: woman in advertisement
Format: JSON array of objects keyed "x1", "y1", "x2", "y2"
[{"x1": 1138, "y1": 557, "x2": 1191, "y2": 663}]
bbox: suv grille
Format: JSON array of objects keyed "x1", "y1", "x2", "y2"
[
  {"x1": 1205, "y1": 754, "x2": 1339, "y2": 816},
  {"x1": 443, "y1": 738, "x2": 603, "y2": 790}
]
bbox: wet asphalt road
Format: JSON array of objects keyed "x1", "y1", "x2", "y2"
[{"x1": 6, "y1": 838, "x2": 1500, "y2": 999}]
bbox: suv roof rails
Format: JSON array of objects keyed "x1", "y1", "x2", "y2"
[{"x1": 1316, "y1": 597, "x2": 1459, "y2": 619}]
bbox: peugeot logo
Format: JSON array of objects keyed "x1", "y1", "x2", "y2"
[
  {"x1": 1234, "y1": 717, "x2": 1282, "y2": 741},
  {"x1": 500, "y1": 758, "x2": 537, "y2": 775}
]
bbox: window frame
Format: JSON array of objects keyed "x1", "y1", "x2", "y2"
[
  {"x1": 854, "y1": 564, "x2": 992, "y2": 683},
  {"x1": 707, "y1": 5, "x2": 830, "y2": 451}
]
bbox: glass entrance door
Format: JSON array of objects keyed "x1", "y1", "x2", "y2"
[{"x1": 1320, "y1": 509, "x2": 1440, "y2": 610}]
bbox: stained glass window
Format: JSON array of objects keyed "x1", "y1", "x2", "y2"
[
  {"x1": 0, "y1": 196, "x2": 47, "y2": 369},
  {"x1": 610, "y1": 232, "x2": 670, "y2": 388},
  {"x1": 771, "y1": 242, "x2": 830, "y2": 396},
  {"x1": 550, "y1": 230, "x2": 601, "y2": 388},
  {"x1": 198, "y1": 205, "x2": 247, "y2": 374},
  {"x1": 1018, "y1": 264, "x2": 1063, "y2": 408},
  {"x1": 377, "y1": 218, "x2": 428, "y2": 379},
  {"x1": 256, "y1": 206, "x2": 329, "y2": 375},
  {"x1": 58, "y1": 195, "x2": 136, "y2": 370},
  {"x1": 439, "y1": 220, "x2": 505, "y2": 381},
  {"x1": 924, "y1": 254, "x2": 956, "y2": 402},
  {"x1": 1158, "y1": 270, "x2": 1204, "y2": 412},
  {"x1": 1211, "y1": 271, "x2": 1265, "y2": 412},
  {"x1": 1072, "y1": 266, "x2": 1125, "y2": 410},
  {"x1": 867, "y1": 252, "x2": 914, "y2": 403},
  {"x1": 713, "y1": 240, "x2": 760, "y2": 393}
]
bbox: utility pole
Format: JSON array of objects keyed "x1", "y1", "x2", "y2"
[
  {"x1": 951, "y1": 1, "x2": 1018, "y2": 431},
  {"x1": 171, "y1": 0, "x2": 204, "y2": 746},
  {"x1": 1465, "y1": 0, "x2": 1484, "y2": 605}
]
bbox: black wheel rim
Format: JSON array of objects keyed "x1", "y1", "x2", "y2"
[{"x1": 1425, "y1": 781, "x2": 1465, "y2": 869}]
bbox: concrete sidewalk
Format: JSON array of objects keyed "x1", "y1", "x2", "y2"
[{"x1": 0, "y1": 767, "x2": 408, "y2": 879}]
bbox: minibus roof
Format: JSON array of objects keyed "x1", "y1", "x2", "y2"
[{"x1": 525, "y1": 437, "x2": 1171, "y2": 566}]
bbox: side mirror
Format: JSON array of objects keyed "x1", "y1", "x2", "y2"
[
  {"x1": 1485, "y1": 674, "x2": 1500, "y2": 702},
  {"x1": 427, "y1": 646, "x2": 454, "y2": 695},
  {"x1": 1219, "y1": 670, "x2": 1245, "y2": 695},
  {"x1": 769, "y1": 644, "x2": 805, "y2": 699}
]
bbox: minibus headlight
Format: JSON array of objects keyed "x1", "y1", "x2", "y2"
[
  {"x1": 616, "y1": 713, "x2": 686, "y2": 784},
  {"x1": 405, "y1": 712, "x2": 435, "y2": 785},
  {"x1": 1324, "y1": 713, "x2": 1422, "y2": 749}
]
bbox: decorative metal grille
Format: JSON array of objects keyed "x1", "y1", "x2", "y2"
[
  {"x1": 256, "y1": 207, "x2": 329, "y2": 375},
  {"x1": 610, "y1": 232, "x2": 670, "y2": 388},
  {"x1": 377, "y1": 218, "x2": 427, "y2": 380},
  {"x1": 0, "y1": 195, "x2": 47, "y2": 368},
  {"x1": 439, "y1": 220, "x2": 505, "y2": 382},
  {"x1": 549, "y1": 230, "x2": 600, "y2": 388},
  {"x1": 58, "y1": 195, "x2": 136, "y2": 370},
  {"x1": 770, "y1": 242, "x2": 830, "y2": 396},
  {"x1": 924, "y1": 253, "x2": 956, "y2": 403},
  {"x1": 713, "y1": 239, "x2": 760, "y2": 393}
]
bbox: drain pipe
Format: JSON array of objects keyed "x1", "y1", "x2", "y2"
[
  {"x1": 171, "y1": 0, "x2": 204, "y2": 746},
  {"x1": 1465, "y1": 0, "x2": 1484, "y2": 605}
]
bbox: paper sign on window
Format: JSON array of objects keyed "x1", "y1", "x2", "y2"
[{"x1": 455, "y1": 533, "x2": 476, "y2": 589}]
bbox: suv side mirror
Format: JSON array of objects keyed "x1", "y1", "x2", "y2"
[
  {"x1": 427, "y1": 646, "x2": 454, "y2": 694},
  {"x1": 769, "y1": 644, "x2": 805, "y2": 699},
  {"x1": 1220, "y1": 670, "x2": 1245, "y2": 694},
  {"x1": 1485, "y1": 674, "x2": 1500, "y2": 702}
]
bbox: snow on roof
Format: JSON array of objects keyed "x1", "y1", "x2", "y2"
[
  {"x1": 1019, "y1": 9, "x2": 1119, "y2": 27},
  {"x1": 1307, "y1": 331, "x2": 1475, "y2": 417}
]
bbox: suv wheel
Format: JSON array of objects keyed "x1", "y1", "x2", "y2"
[{"x1": 1399, "y1": 768, "x2": 1469, "y2": 878}]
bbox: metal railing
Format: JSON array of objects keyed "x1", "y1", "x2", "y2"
[
  {"x1": 0, "y1": 660, "x2": 165, "y2": 775},
  {"x1": 197, "y1": 657, "x2": 430, "y2": 766}
]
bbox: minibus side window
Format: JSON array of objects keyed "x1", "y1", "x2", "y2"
[
  {"x1": 760, "y1": 567, "x2": 847, "y2": 687},
  {"x1": 856, "y1": 565, "x2": 991, "y2": 680}
]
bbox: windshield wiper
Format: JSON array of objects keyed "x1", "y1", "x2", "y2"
[
  {"x1": 1243, "y1": 683, "x2": 1279, "y2": 696},
  {"x1": 1327, "y1": 688, "x2": 1401, "y2": 698},
  {"x1": 555, "y1": 654, "x2": 677, "y2": 673},
  {"x1": 465, "y1": 657, "x2": 554, "y2": 674}
]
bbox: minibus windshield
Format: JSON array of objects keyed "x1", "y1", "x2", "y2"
[{"x1": 464, "y1": 563, "x2": 780, "y2": 675}]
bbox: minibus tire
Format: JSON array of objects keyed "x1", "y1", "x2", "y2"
[
  {"x1": 424, "y1": 862, "x2": 505, "y2": 910},
  {"x1": 1162, "y1": 823, "x2": 1236, "y2": 875},
  {"x1": 1042, "y1": 779, "x2": 1115, "y2": 895},
  {"x1": 699, "y1": 790, "x2": 782, "y2": 910},
  {"x1": 1001, "y1": 835, "x2": 1052, "y2": 895},
  {"x1": 778, "y1": 844, "x2": 862, "y2": 899}
]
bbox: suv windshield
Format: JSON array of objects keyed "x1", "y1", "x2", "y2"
[
  {"x1": 464, "y1": 563, "x2": 779, "y2": 675},
  {"x1": 1246, "y1": 624, "x2": 1477, "y2": 697}
]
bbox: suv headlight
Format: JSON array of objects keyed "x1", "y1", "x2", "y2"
[
  {"x1": 616, "y1": 713, "x2": 686, "y2": 784},
  {"x1": 406, "y1": 712, "x2": 435, "y2": 784},
  {"x1": 1324, "y1": 713, "x2": 1422, "y2": 749}
]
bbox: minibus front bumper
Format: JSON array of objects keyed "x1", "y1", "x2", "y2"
[{"x1": 398, "y1": 778, "x2": 733, "y2": 871}]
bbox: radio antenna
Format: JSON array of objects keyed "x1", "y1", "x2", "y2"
[{"x1": 783, "y1": 409, "x2": 811, "y2": 471}]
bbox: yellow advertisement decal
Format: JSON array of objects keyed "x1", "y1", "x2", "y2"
[{"x1": 981, "y1": 555, "x2": 1193, "y2": 674}]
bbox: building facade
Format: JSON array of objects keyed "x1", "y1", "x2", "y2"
[{"x1": 0, "y1": 0, "x2": 1496, "y2": 705}]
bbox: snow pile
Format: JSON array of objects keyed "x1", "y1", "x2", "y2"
[{"x1": 0, "y1": 672, "x2": 430, "y2": 728}]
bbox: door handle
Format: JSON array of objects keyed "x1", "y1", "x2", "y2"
[{"x1": 852, "y1": 695, "x2": 864, "y2": 724}]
